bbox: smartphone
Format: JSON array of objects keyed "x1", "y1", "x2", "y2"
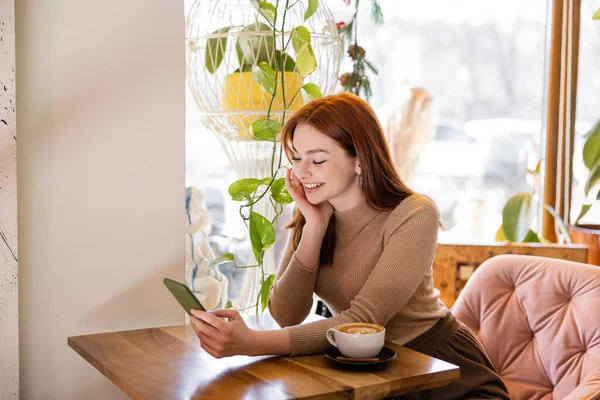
[{"x1": 163, "y1": 278, "x2": 207, "y2": 315}]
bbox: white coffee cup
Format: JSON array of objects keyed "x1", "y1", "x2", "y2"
[{"x1": 326, "y1": 323, "x2": 385, "y2": 358}]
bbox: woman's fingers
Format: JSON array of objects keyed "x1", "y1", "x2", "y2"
[
  {"x1": 190, "y1": 315, "x2": 217, "y2": 335},
  {"x1": 189, "y1": 316, "x2": 203, "y2": 337},
  {"x1": 284, "y1": 169, "x2": 293, "y2": 192},
  {"x1": 290, "y1": 170, "x2": 308, "y2": 200},
  {"x1": 290, "y1": 169, "x2": 304, "y2": 193},
  {"x1": 285, "y1": 169, "x2": 296, "y2": 192},
  {"x1": 285, "y1": 169, "x2": 303, "y2": 202},
  {"x1": 190, "y1": 309, "x2": 225, "y2": 330},
  {"x1": 198, "y1": 337, "x2": 223, "y2": 358},
  {"x1": 210, "y1": 308, "x2": 243, "y2": 322},
  {"x1": 190, "y1": 316, "x2": 225, "y2": 355}
]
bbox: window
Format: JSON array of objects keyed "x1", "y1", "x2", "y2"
[
  {"x1": 571, "y1": 1, "x2": 600, "y2": 225},
  {"x1": 341, "y1": 0, "x2": 549, "y2": 242},
  {"x1": 184, "y1": 0, "x2": 557, "y2": 307}
]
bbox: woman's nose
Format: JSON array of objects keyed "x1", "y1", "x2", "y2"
[{"x1": 296, "y1": 160, "x2": 312, "y2": 179}]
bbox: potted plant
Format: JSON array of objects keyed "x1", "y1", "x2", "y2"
[
  {"x1": 568, "y1": 115, "x2": 600, "y2": 263},
  {"x1": 497, "y1": 118, "x2": 600, "y2": 262},
  {"x1": 205, "y1": 17, "x2": 319, "y2": 138},
  {"x1": 551, "y1": 9, "x2": 600, "y2": 263}
]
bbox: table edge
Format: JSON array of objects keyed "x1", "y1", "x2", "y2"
[{"x1": 67, "y1": 336, "x2": 147, "y2": 400}]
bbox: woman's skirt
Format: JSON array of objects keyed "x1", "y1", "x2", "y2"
[{"x1": 394, "y1": 312, "x2": 510, "y2": 400}]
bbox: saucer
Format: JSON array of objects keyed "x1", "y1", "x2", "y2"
[{"x1": 324, "y1": 346, "x2": 396, "y2": 366}]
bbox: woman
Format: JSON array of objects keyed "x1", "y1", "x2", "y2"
[{"x1": 189, "y1": 92, "x2": 509, "y2": 399}]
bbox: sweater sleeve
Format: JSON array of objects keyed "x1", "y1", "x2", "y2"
[
  {"x1": 267, "y1": 230, "x2": 319, "y2": 328},
  {"x1": 284, "y1": 196, "x2": 439, "y2": 356}
]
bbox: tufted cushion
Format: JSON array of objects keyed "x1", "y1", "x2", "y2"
[{"x1": 452, "y1": 255, "x2": 600, "y2": 400}]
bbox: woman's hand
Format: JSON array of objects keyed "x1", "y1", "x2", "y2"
[
  {"x1": 285, "y1": 168, "x2": 333, "y2": 233},
  {"x1": 189, "y1": 308, "x2": 256, "y2": 358}
]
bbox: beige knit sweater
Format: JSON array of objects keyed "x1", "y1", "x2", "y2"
[{"x1": 268, "y1": 194, "x2": 448, "y2": 356}]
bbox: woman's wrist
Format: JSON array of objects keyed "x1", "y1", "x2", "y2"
[
  {"x1": 295, "y1": 222, "x2": 327, "y2": 270},
  {"x1": 247, "y1": 328, "x2": 291, "y2": 356},
  {"x1": 303, "y1": 221, "x2": 328, "y2": 237}
]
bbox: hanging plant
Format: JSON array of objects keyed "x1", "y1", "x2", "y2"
[
  {"x1": 337, "y1": 0, "x2": 383, "y2": 101},
  {"x1": 203, "y1": 0, "x2": 324, "y2": 314}
]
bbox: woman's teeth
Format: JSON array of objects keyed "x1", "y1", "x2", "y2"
[{"x1": 304, "y1": 183, "x2": 323, "y2": 189}]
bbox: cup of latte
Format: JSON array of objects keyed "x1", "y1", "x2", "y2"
[{"x1": 326, "y1": 323, "x2": 385, "y2": 358}]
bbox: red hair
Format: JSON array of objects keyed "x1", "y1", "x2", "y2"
[{"x1": 281, "y1": 92, "x2": 416, "y2": 265}]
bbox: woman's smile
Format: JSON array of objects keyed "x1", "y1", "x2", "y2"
[{"x1": 303, "y1": 182, "x2": 324, "y2": 193}]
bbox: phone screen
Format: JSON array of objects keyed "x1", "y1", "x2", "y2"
[{"x1": 163, "y1": 278, "x2": 207, "y2": 315}]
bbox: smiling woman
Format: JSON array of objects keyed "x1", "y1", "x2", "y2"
[
  {"x1": 281, "y1": 92, "x2": 414, "y2": 266},
  {"x1": 189, "y1": 92, "x2": 510, "y2": 400},
  {"x1": 290, "y1": 124, "x2": 362, "y2": 211}
]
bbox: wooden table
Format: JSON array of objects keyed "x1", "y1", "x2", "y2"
[{"x1": 68, "y1": 315, "x2": 459, "y2": 399}]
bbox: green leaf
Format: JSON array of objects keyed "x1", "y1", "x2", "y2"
[
  {"x1": 260, "y1": 274, "x2": 276, "y2": 312},
  {"x1": 304, "y1": 0, "x2": 319, "y2": 20},
  {"x1": 501, "y1": 192, "x2": 535, "y2": 242},
  {"x1": 235, "y1": 41, "x2": 245, "y2": 70},
  {"x1": 296, "y1": 44, "x2": 317, "y2": 78},
  {"x1": 270, "y1": 178, "x2": 293, "y2": 204},
  {"x1": 251, "y1": 118, "x2": 282, "y2": 141},
  {"x1": 594, "y1": 8, "x2": 600, "y2": 19},
  {"x1": 251, "y1": 1, "x2": 277, "y2": 25},
  {"x1": 258, "y1": 2, "x2": 277, "y2": 25},
  {"x1": 291, "y1": 26, "x2": 311, "y2": 53},
  {"x1": 228, "y1": 178, "x2": 263, "y2": 201},
  {"x1": 302, "y1": 83, "x2": 322, "y2": 101},
  {"x1": 237, "y1": 23, "x2": 275, "y2": 66},
  {"x1": 249, "y1": 211, "x2": 276, "y2": 264},
  {"x1": 205, "y1": 27, "x2": 231, "y2": 74},
  {"x1": 522, "y1": 229, "x2": 541, "y2": 243},
  {"x1": 207, "y1": 253, "x2": 235, "y2": 269},
  {"x1": 574, "y1": 204, "x2": 592, "y2": 225},
  {"x1": 224, "y1": 300, "x2": 233, "y2": 309},
  {"x1": 252, "y1": 62, "x2": 276, "y2": 94},
  {"x1": 584, "y1": 160, "x2": 600, "y2": 196},
  {"x1": 582, "y1": 120, "x2": 600, "y2": 169},
  {"x1": 370, "y1": 0, "x2": 384, "y2": 25},
  {"x1": 543, "y1": 205, "x2": 572, "y2": 243},
  {"x1": 364, "y1": 59, "x2": 379, "y2": 75},
  {"x1": 274, "y1": 50, "x2": 296, "y2": 72},
  {"x1": 495, "y1": 226, "x2": 507, "y2": 241}
]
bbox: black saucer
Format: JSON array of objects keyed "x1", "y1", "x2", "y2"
[{"x1": 324, "y1": 346, "x2": 396, "y2": 366}]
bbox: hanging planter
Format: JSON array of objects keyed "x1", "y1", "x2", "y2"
[{"x1": 221, "y1": 71, "x2": 304, "y2": 139}]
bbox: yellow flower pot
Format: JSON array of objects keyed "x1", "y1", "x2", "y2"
[{"x1": 220, "y1": 71, "x2": 304, "y2": 140}]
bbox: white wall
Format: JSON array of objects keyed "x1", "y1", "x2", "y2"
[
  {"x1": 0, "y1": 1, "x2": 18, "y2": 398},
  {"x1": 16, "y1": 1, "x2": 185, "y2": 399}
]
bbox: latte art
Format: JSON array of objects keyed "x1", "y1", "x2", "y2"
[
  {"x1": 337, "y1": 324, "x2": 384, "y2": 335},
  {"x1": 327, "y1": 323, "x2": 386, "y2": 358}
]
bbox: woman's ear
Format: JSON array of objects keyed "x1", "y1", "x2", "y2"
[{"x1": 355, "y1": 163, "x2": 362, "y2": 176}]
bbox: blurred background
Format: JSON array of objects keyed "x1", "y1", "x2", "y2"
[{"x1": 184, "y1": 0, "x2": 600, "y2": 301}]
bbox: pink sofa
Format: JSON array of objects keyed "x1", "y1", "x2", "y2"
[{"x1": 452, "y1": 255, "x2": 600, "y2": 400}]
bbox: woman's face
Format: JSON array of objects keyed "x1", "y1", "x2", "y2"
[{"x1": 291, "y1": 124, "x2": 363, "y2": 211}]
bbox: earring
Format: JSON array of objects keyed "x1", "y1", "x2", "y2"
[{"x1": 359, "y1": 174, "x2": 363, "y2": 188}]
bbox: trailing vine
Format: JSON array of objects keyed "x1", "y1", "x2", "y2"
[{"x1": 205, "y1": 0, "x2": 323, "y2": 314}]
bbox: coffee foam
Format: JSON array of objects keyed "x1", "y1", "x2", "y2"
[{"x1": 337, "y1": 324, "x2": 384, "y2": 334}]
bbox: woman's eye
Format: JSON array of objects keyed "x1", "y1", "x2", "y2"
[
  {"x1": 291, "y1": 157, "x2": 301, "y2": 163},
  {"x1": 313, "y1": 160, "x2": 326, "y2": 165}
]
